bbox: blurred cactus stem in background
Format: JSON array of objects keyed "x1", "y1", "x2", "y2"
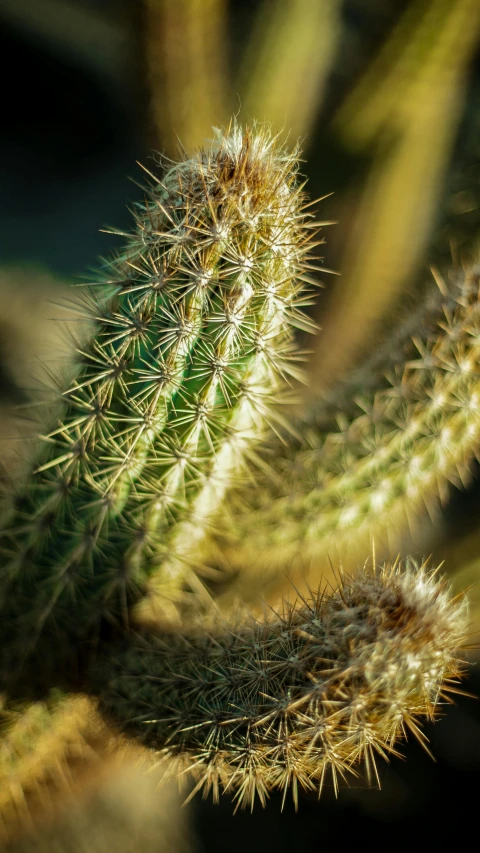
[{"x1": 314, "y1": 0, "x2": 480, "y2": 389}]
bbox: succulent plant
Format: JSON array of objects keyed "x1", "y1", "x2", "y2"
[
  {"x1": 0, "y1": 122, "x2": 315, "y2": 688},
  {"x1": 0, "y1": 123, "x2": 472, "y2": 825}
]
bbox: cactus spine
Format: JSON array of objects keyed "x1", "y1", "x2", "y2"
[
  {"x1": 0, "y1": 124, "x2": 316, "y2": 679},
  {"x1": 90, "y1": 561, "x2": 467, "y2": 809}
]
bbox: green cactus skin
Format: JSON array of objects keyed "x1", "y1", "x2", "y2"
[
  {"x1": 89, "y1": 561, "x2": 467, "y2": 810},
  {"x1": 214, "y1": 260, "x2": 480, "y2": 577},
  {"x1": 0, "y1": 124, "x2": 318, "y2": 684}
]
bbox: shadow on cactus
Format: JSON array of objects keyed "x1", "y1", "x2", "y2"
[{"x1": 0, "y1": 123, "x2": 474, "y2": 818}]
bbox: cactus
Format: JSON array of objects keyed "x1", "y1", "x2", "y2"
[
  {"x1": 212, "y1": 258, "x2": 480, "y2": 583},
  {"x1": 89, "y1": 560, "x2": 468, "y2": 810},
  {"x1": 0, "y1": 692, "x2": 105, "y2": 834},
  {"x1": 0, "y1": 124, "x2": 472, "y2": 820},
  {"x1": 0, "y1": 123, "x2": 316, "y2": 686}
]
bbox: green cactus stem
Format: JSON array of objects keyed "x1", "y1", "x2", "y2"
[{"x1": 0, "y1": 123, "x2": 319, "y2": 685}]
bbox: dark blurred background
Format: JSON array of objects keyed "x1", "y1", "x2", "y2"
[{"x1": 1, "y1": 1, "x2": 480, "y2": 850}]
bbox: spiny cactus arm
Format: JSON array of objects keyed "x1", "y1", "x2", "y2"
[
  {"x1": 0, "y1": 692, "x2": 106, "y2": 838},
  {"x1": 214, "y1": 259, "x2": 480, "y2": 573},
  {"x1": 0, "y1": 124, "x2": 318, "y2": 678},
  {"x1": 88, "y1": 561, "x2": 468, "y2": 810}
]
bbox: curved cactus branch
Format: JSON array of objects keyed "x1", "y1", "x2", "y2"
[
  {"x1": 89, "y1": 561, "x2": 468, "y2": 810},
  {"x1": 214, "y1": 258, "x2": 480, "y2": 581}
]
